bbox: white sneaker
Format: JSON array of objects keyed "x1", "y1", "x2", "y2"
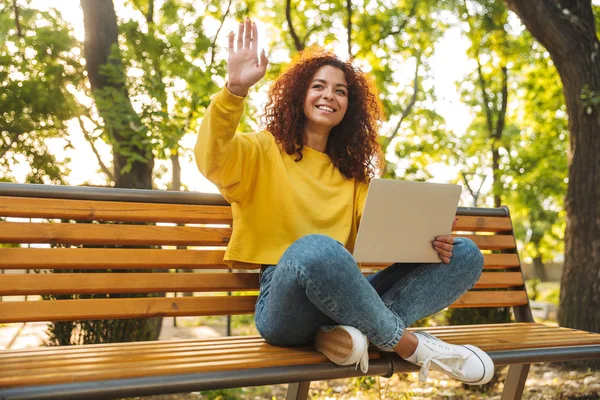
[
  {"x1": 315, "y1": 325, "x2": 369, "y2": 373},
  {"x1": 409, "y1": 331, "x2": 494, "y2": 385}
]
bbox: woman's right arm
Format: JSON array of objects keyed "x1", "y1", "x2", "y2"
[{"x1": 194, "y1": 18, "x2": 268, "y2": 203}]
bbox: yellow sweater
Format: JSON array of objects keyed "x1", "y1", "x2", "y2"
[{"x1": 195, "y1": 87, "x2": 369, "y2": 265}]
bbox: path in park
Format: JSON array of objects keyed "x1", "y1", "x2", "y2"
[{"x1": 0, "y1": 318, "x2": 222, "y2": 350}]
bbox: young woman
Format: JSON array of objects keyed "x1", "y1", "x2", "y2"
[{"x1": 195, "y1": 18, "x2": 494, "y2": 385}]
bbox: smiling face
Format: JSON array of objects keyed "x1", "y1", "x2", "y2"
[{"x1": 302, "y1": 65, "x2": 349, "y2": 136}]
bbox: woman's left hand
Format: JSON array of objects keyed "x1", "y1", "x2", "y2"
[{"x1": 433, "y1": 217, "x2": 458, "y2": 264}]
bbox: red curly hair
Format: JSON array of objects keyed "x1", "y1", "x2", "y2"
[{"x1": 263, "y1": 49, "x2": 383, "y2": 183}]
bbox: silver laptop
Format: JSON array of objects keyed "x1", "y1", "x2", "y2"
[{"x1": 353, "y1": 179, "x2": 462, "y2": 263}]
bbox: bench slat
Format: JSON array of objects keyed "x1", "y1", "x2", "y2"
[
  {"x1": 456, "y1": 234, "x2": 516, "y2": 250},
  {"x1": 0, "y1": 271, "x2": 523, "y2": 296},
  {"x1": 0, "y1": 221, "x2": 232, "y2": 246},
  {"x1": 0, "y1": 248, "x2": 228, "y2": 269},
  {"x1": 361, "y1": 254, "x2": 521, "y2": 270},
  {"x1": 0, "y1": 273, "x2": 259, "y2": 295},
  {"x1": 481, "y1": 253, "x2": 520, "y2": 268},
  {"x1": 0, "y1": 196, "x2": 510, "y2": 230},
  {"x1": 0, "y1": 248, "x2": 520, "y2": 270},
  {"x1": 0, "y1": 296, "x2": 258, "y2": 323},
  {"x1": 0, "y1": 228, "x2": 515, "y2": 250},
  {"x1": 0, "y1": 197, "x2": 233, "y2": 224},
  {"x1": 453, "y1": 216, "x2": 513, "y2": 232},
  {"x1": 450, "y1": 291, "x2": 528, "y2": 308},
  {"x1": 474, "y1": 272, "x2": 524, "y2": 288},
  {"x1": 0, "y1": 291, "x2": 527, "y2": 323}
]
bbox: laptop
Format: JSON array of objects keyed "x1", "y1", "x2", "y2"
[{"x1": 353, "y1": 179, "x2": 462, "y2": 263}]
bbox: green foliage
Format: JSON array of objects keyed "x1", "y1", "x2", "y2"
[
  {"x1": 0, "y1": 1, "x2": 85, "y2": 183},
  {"x1": 508, "y1": 31, "x2": 567, "y2": 264},
  {"x1": 198, "y1": 387, "x2": 245, "y2": 399},
  {"x1": 543, "y1": 286, "x2": 560, "y2": 306},
  {"x1": 352, "y1": 375, "x2": 378, "y2": 392},
  {"x1": 527, "y1": 278, "x2": 541, "y2": 301},
  {"x1": 581, "y1": 84, "x2": 600, "y2": 114},
  {"x1": 445, "y1": 307, "x2": 513, "y2": 325}
]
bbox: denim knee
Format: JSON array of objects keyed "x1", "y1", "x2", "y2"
[
  {"x1": 453, "y1": 237, "x2": 484, "y2": 285},
  {"x1": 255, "y1": 320, "x2": 313, "y2": 347},
  {"x1": 281, "y1": 234, "x2": 355, "y2": 276}
]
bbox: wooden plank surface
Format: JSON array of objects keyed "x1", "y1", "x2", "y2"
[
  {"x1": 0, "y1": 197, "x2": 232, "y2": 224},
  {"x1": 0, "y1": 221, "x2": 232, "y2": 246},
  {"x1": 1, "y1": 249, "x2": 520, "y2": 271},
  {"x1": 0, "y1": 289, "x2": 527, "y2": 323},
  {"x1": 449, "y1": 291, "x2": 529, "y2": 308},
  {"x1": 457, "y1": 234, "x2": 516, "y2": 250},
  {"x1": 0, "y1": 271, "x2": 523, "y2": 296},
  {"x1": 360, "y1": 253, "x2": 521, "y2": 270},
  {"x1": 473, "y1": 272, "x2": 524, "y2": 288},
  {"x1": 0, "y1": 273, "x2": 259, "y2": 295},
  {"x1": 2, "y1": 323, "x2": 600, "y2": 388},
  {"x1": 453, "y1": 216, "x2": 513, "y2": 232},
  {"x1": 0, "y1": 248, "x2": 229, "y2": 269},
  {"x1": 0, "y1": 296, "x2": 258, "y2": 323},
  {"x1": 481, "y1": 253, "x2": 521, "y2": 268}
]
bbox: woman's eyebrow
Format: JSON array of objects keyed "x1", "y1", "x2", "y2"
[{"x1": 311, "y1": 78, "x2": 348, "y2": 89}]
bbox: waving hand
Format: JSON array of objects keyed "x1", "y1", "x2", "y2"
[{"x1": 226, "y1": 18, "x2": 269, "y2": 97}]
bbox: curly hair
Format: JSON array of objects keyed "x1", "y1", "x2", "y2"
[{"x1": 263, "y1": 48, "x2": 383, "y2": 183}]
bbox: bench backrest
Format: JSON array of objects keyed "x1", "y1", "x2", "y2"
[{"x1": 0, "y1": 183, "x2": 531, "y2": 325}]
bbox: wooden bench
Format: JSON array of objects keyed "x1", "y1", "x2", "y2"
[{"x1": 0, "y1": 182, "x2": 599, "y2": 400}]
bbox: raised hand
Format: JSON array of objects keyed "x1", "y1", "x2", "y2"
[{"x1": 226, "y1": 18, "x2": 268, "y2": 97}]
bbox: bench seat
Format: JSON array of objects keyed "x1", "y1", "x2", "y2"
[
  {"x1": 1, "y1": 183, "x2": 599, "y2": 400},
  {"x1": 1, "y1": 323, "x2": 599, "y2": 398}
]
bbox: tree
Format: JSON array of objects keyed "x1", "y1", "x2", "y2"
[
  {"x1": 81, "y1": 0, "x2": 154, "y2": 189},
  {"x1": 508, "y1": 32, "x2": 568, "y2": 281},
  {"x1": 0, "y1": 0, "x2": 84, "y2": 184},
  {"x1": 119, "y1": 0, "x2": 232, "y2": 191},
  {"x1": 502, "y1": 2, "x2": 600, "y2": 366}
]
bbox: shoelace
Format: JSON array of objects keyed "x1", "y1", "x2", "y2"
[
  {"x1": 355, "y1": 337, "x2": 369, "y2": 374},
  {"x1": 418, "y1": 353, "x2": 468, "y2": 382}
]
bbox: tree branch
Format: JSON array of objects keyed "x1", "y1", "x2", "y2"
[
  {"x1": 77, "y1": 116, "x2": 115, "y2": 182},
  {"x1": 504, "y1": 0, "x2": 596, "y2": 64},
  {"x1": 346, "y1": 0, "x2": 352, "y2": 57},
  {"x1": 147, "y1": 0, "x2": 154, "y2": 23},
  {"x1": 0, "y1": 141, "x2": 11, "y2": 161},
  {"x1": 286, "y1": 0, "x2": 304, "y2": 51},
  {"x1": 476, "y1": 58, "x2": 495, "y2": 136},
  {"x1": 12, "y1": 0, "x2": 23, "y2": 39},
  {"x1": 382, "y1": 1, "x2": 417, "y2": 39},
  {"x1": 495, "y1": 65, "x2": 508, "y2": 139},
  {"x1": 210, "y1": 0, "x2": 233, "y2": 68},
  {"x1": 461, "y1": 171, "x2": 477, "y2": 199},
  {"x1": 461, "y1": 172, "x2": 488, "y2": 207},
  {"x1": 383, "y1": 55, "x2": 420, "y2": 152}
]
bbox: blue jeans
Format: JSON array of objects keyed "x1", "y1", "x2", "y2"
[{"x1": 254, "y1": 234, "x2": 484, "y2": 352}]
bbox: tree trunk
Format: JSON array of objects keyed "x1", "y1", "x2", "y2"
[
  {"x1": 491, "y1": 145, "x2": 502, "y2": 208},
  {"x1": 532, "y1": 255, "x2": 547, "y2": 282},
  {"x1": 81, "y1": 0, "x2": 154, "y2": 189},
  {"x1": 170, "y1": 151, "x2": 181, "y2": 191},
  {"x1": 504, "y1": 1, "x2": 600, "y2": 367},
  {"x1": 76, "y1": 0, "x2": 162, "y2": 345}
]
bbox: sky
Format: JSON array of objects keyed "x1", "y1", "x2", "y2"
[{"x1": 22, "y1": 0, "x2": 476, "y2": 194}]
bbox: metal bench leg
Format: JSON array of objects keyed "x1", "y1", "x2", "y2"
[
  {"x1": 501, "y1": 364, "x2": 530, "y2": 400},
  {"x1": 286, "y1": 381, "x2": 311, "y2": 400}
]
